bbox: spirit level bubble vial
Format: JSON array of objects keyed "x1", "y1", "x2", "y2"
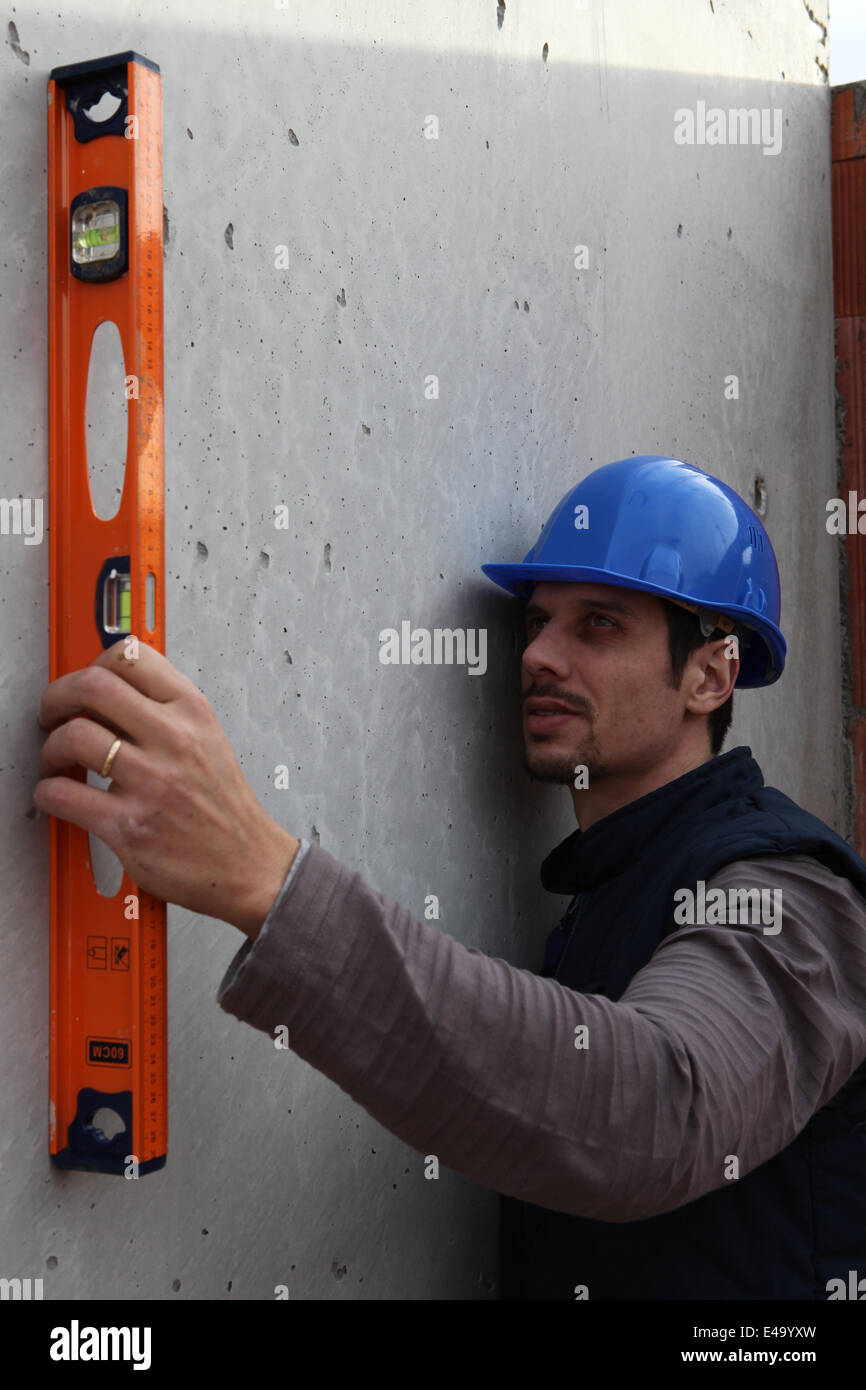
[{"x1": 47, "y1": 51, "x2": 167, "y2": 1174}]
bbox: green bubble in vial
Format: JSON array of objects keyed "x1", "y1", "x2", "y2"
[
  {"x1": 76, "y1": 226, "x2": 119, "y2": 249},
  {"x1": 120, "y1": 588, "x2": 131, "y2": 629}
]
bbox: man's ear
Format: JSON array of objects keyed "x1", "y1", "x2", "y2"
[{"x1": 684, "y1": 637, "x2": 738, "y2": 715}]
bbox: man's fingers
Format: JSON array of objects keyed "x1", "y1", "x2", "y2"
[
  {"x1": 32, "y1": 775, "x2": 121, "y2": 847},
  {"x1": 37, "y1": 639, "x2": 209, "y2": 742},
  {"x1": 39, "y1": 716, "x2": 139, "y2": 785},
  {"x1": 37, "y1": 664, "x2": 165, "y2": 744},
  {"x1": 90, "y1": 637, "x2": 205, "y2": 704}
]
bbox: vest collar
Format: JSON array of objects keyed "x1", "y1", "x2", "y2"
[{"x1": 540, "y1": 745, "x2": 764, "y2": 894}]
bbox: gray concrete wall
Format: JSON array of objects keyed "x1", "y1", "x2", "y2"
[{"x1": 1, "y1": 0, "x2": 838, "y2": 1299}]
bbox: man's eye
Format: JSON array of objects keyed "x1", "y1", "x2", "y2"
[{"x1": 587, "y1": 613, "x2": 614, "y2": 627}]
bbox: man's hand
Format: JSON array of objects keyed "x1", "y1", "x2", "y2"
[{"x1": 33, "y1": 637, "x2": 300, "y2": 939}]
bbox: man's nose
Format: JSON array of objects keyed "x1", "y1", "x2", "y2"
[{"x1": 522, "y1": 623, "x2": 570, "y2": 680}]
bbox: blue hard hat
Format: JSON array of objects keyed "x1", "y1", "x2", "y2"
[{"x1": 481, "y1": 455, "x2": 786, "y2": 687}]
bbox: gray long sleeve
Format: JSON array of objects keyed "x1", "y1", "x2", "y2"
[{"x1": 216, "y1": 846, "x2": 866, "y2": 1222}]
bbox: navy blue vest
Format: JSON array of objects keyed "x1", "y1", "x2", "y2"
[{"x1": 500, "y1": 746, "x2": 866, "y2": 1299}]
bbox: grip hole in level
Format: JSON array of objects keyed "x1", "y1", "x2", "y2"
[
  {"x1": 85, "y1": 320, "x2": 128, "y2": 521},
  {"x1": 82, "y1": 91, "x2": 122, "y2": 124},
  {"x1": 87, "y1": 1108, "x2": 126, "y2": 1142},
  {"x1": 86, "y1": 769, "x2": 124, "y2": 897}
]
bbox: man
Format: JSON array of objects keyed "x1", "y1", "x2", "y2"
[{"x1": 34, "y1": 455, "x2": 866, "y2": 1300}]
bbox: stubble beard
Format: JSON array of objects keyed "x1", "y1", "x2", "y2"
[{"x1": 521, "y1": 722, "x2": 606, "y2": 785}]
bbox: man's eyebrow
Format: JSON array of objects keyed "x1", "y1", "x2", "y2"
[{"x1": 523, "y1": 596, "x2": 640, "y2": 621}]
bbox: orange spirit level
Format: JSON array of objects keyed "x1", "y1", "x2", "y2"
[{"x1": 47, "y1": 51, "x2": 166, "y2": 1174}]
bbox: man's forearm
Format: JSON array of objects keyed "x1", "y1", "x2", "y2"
[{"x1": 217, "y1": 847, "x2": 866, "y2": 1221}]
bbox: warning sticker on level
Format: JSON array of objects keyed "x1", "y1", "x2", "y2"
[
  {"x1": 87, "y1": 1037, "x2": 131, "y2": 1067},
  {"x1": 86, "y1": 935, "x2": 107, "y2": 968},
  {"x1": 111, "y1": 937, "x2": 130, "y2": 970}
]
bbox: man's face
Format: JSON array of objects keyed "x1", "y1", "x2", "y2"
[{"x1": 520, "y1": 580, "x2": 691, "y2": 786}]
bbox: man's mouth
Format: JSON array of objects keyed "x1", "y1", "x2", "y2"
[{"x1": 524, "y1": 698, "x2": 584, "y2": 732}]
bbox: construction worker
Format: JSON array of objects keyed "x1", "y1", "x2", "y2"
[{"x1": 34, "y1": 455, "x2": 866, "y2": 1299}]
